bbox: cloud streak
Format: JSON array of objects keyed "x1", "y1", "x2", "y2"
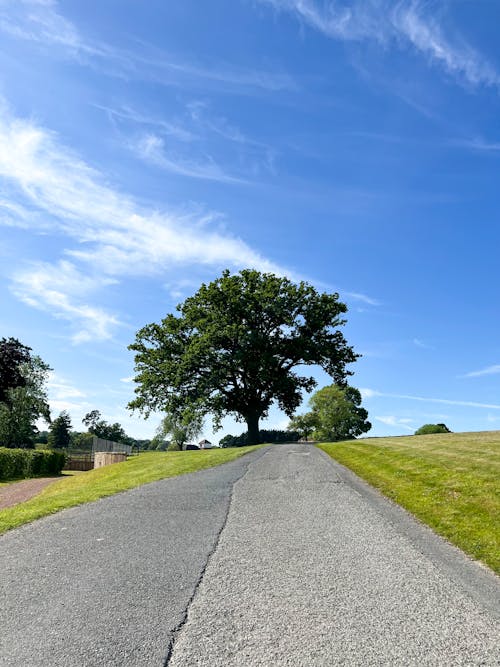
[
  {"x1": 361, "y1": 388, "x2": 500, "y2": 410},
  {"x1": 0, "y1": 0, "x2": 297, "y2": 94},
  {"x1": 261, "y1": 0, "x2": 500, "y2": 88},
  {"x1": 0, "y1": 106, "x2": 287, "y2": 340},
  {"x1": 463, "y1": 364, "x2": 500, "y2": 378},
  {"x1": 130, "y1": 133, "x2": 247, "y2": 184}
]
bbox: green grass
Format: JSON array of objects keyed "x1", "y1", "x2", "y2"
[
  {"x1": 318, "y1": 431, "x2": 500, "y2": 574},
  {"x1": 0, "y1": 447, "x2": 260, "y2": 535}
]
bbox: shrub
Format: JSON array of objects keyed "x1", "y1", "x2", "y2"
[
  {"x1": 0, "y1": 448, "x2": 66, "y2": 481},
  {"x1": 415, "y1": 423, "x2": 452, "y2": 435}
]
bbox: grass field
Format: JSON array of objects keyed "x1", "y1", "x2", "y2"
[
  {"x1": 0, "y1": 447, "x2": 260, "y2": 535},
  {"x1": 319, "y1": 431, "x2": 500, "y2": 574}
]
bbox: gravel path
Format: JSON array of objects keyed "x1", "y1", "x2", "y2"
[{"x1": 0, "y1": 477, "x2": 60, "y2": 509}]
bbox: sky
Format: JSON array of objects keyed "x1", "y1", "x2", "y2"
[{"x1": 1, "y1": 0, "x2": 500, "y2": 442}]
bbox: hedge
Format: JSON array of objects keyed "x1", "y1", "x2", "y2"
[{"x1": 0, "y1": 448, "x2": 66, "y2": 481}]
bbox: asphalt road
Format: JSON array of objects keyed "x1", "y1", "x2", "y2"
[
  {"x1": 0, "y1": 448, "x2": 266, "y2": 666},
  {"x1": 1, "y1": 444, "x2": 499, "y2": 666}
]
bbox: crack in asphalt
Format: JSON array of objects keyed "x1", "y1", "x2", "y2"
[{"x1": 163, "y1": 446, "x2": 270, "y2": 665}]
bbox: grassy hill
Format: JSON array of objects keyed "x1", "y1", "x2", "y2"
[{"x1": 319, "y1": 431, "x2": 500, "y2": 574}]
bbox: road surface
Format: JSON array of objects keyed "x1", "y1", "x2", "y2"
[{"x1": 0, "y1": 445, "x2": 498, "y2": 666}]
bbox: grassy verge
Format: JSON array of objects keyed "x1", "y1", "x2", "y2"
[
  {"x1": 318, "y1": 431, "x2": 500, "y2": 574},
  {"x1": 0, "y1": 447, "x2": 261, "y2": 535}
]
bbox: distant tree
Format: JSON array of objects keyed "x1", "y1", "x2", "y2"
[
  {"x1": 297, "y1": 385, "x2": 371, "y2": 442},
  {"x1": 48, "y1": 411, "x2": 72, "y2": 449},
  {"x1": 288, "y1": 412, "x2": 317, "y2": 441},
  {"x1": 415, "y1": 423, "x2": 451, "y2": 435},
  {"x1": 82, "y1": 410, "x2": 131, "y2": 444},
  {"x1": 128, "y1": 269, "x2": 359, "y2": 445},
  {"x1": 0, "y1": 337, "x2": 33, "y2": 404},
  {"x1": 70, "y1": 431, "x2": 94, "y2": 450},
  {"x1": 0, "y1": 352, "x2": 51, "y2": 448},
  {"x1": 219, "y1": 429, "x2": 299, "y2": 447},
  {"x1": 35, "y1": 431, "x2": 49, "y2": 445},
  {"x1": 152, "y1": 408, "x2": 204, "y2": 452}
]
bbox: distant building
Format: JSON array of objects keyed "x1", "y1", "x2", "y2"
[{"x1": 199, "y1": 438, "x2": 215, "y2": 449}]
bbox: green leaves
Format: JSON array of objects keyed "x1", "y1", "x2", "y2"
[
  {"x1": 300, "y1": 384, "x2": 371, "y2": 442},
  {"x1": 128, "y1": 269, "x2": 360, "y2": 442}
]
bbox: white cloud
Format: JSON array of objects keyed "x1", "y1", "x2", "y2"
[
  {"x1": 12, "y1": 260, "x2": 121, "y2": 343},
  {"x1": 359, "y1": 387, "x2": 379, "y2": 400},
  {"x1": 361, "y1": 387, "x2": 500, "y2": 410},
  {"x1": 374, "y1": 415, "x2": 414, "y2": 431},
  {"x1": 261, "y1": 0, "x2": 500, "y2": 88},
  {"x1": 0, "y1": 1, "x2": 296, "y2": 93},
  {"x1": 463, "y1": 364, "x2": 500, "y2": 378},
  {"x1": 0, "y1": 110, "x2": 281, "y2": 274},
  {"x1": 413, "y1": 337, "x2": 433, "y2": 349},
  {"x1": 47, "y1": 372, "x2": 86, "y2": 400},
  {"x1": 0, "y1": 106, "x2": 289, "y2": 340},
  {"x1": 120, "y1": 376, "x2": 134, "y2": 384},
  {"x1": 0, "y1": 0, "x2": 96, "y2": 54},
  {"x1": 344, "y1": 291, "x2": 380, "y2": 306},
  {"x1": 130, "y1": 133, "x2": 246, "y2": 183}
]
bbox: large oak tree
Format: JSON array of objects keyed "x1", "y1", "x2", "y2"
[{"x1": 128, "y1": 269, "x2": 360, "y2": 445}]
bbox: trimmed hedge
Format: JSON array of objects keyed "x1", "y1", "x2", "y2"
[{"x1": 0, "y1": 448, "x2": 66, "y2": 481}]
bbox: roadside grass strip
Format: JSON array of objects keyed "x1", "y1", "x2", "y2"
[
  {"x1": 0, "y1": 447, "x2": 261, "y2": 535},
  {"x1": 318, "y1": 431, "x2": 500, "y2": 574}
]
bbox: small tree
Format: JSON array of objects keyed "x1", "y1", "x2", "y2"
[
  {"x1": 296, "y1": 385, "x2": 371, "y2": 442},
  {"x1": 129, "y1": 269, "x2": 359, "y2": 445},
  {"x1": 415, "y1": 423, "x2": 451, "y2": 435},
  {"x1": 48, "y1": 411, "x2": 72, "y2": 448},
  {"x1": 288, "y1": 412, "x2": 317, "y2": 441},
  {"x1": 153, "y1": 408, "x2": 204, "y2": 451},
  {"x1": 82, "y1": 410, "x2": 131, "y2": 444}
]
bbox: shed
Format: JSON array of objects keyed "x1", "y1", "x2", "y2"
[{"x1": 199, "y1": 439, "x2": 214, "y2": 449}]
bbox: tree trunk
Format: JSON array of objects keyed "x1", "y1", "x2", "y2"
[{"x1": 246, "y1": 413, "x2": 260, "y2": 445}]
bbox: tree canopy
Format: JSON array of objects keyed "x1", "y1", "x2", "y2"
[
  {"x1": 292, "y1": 385, "x2": 371, "y2": 442},
  {"x1": 0, "y1": 339, "x2": 51, "y2": 448},
  {"x1": 151, "y1": 408, "x2": 203, "y2": 451},
  {"x1": 0, "y1": 337, "x2": 33, "y2": 404},
  {"x1": 48, "y1": 411, "x2": 72, "y2": 449},
  {"x1": 128, "y1": 269, "x2": 359, "y2": 444},
  {"x1": 82, "y1": 410, "x2": 130, "y2": 444}
]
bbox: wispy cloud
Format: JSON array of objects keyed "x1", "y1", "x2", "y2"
[
  {"x1": 0, "y1": 106, "x2": 286, "y2": 340},
  {"x1": 360, "y1": 387, "x2": 500, "y2": 410},
  {"x1": 0, "y1": 1, "x2": 297, "y2": 94},
  {"x1": 0, "y1": 0, "x2": 99, "y2": 55},
  {"x1": 413, "y1": 337, "x2": 433, "y2": 349},
  {"x1": 100, "y1": 100, "x2": 277, "y2": 183},
  {"x1": 47, "y1": 372, "x2": 86, "y2": 400},
  {"x1": 374, "y1": 415, "x2": 414, "y2": 431},
  {"x1": 261, "y1": 0, "x2": 500, "y2": 88},
  {"x1": 12, "y1": 260, "x2": 121, "y2": 343},
  {"x1": 463, "y1": 364, "x2": 500, "y2": 378},
  {"x1": 450, "y1": 137, "x2": 500, "y2": 152},
  {"x1": 130, "y1": 133, "x2": 247, "y2": 184},
  {"x1": 96, "y1": 104, "x2": 196, "y2": 143}
]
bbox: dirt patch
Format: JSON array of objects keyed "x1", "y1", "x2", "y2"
[{"x1": 0, "y1": 477, "x2": 61, "y2": 510}]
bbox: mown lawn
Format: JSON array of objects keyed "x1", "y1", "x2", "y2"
[
  {"x1": 0, "y1": 447, "x2": 261, "y2": 535},
  {"x1": 319, "y1": 431, "x2": 500, "y2": 574}
]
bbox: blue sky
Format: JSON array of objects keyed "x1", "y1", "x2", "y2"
[{"x1": 1, "y1": 0, "x2": 500, "y2": 441}]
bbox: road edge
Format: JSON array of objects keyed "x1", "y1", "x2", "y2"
[{"x1": 315, "y1": 446, "x2": 500, "y2": 620}]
